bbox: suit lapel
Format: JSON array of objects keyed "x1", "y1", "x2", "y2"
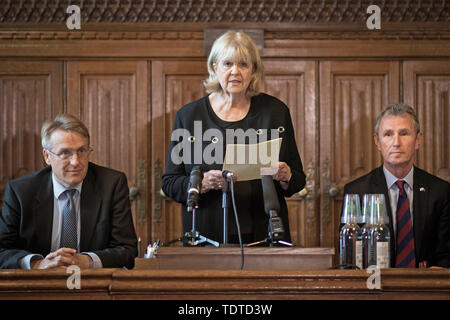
[
  {"x1": 412, "y1": 167, "x2": 428, "y2": 261},
  {"x1": 79, "y1": 167, "x2": 102, "y2": 252},
  {"x1": 33, "y1": 169, "x2": 54, "y2": 254}
]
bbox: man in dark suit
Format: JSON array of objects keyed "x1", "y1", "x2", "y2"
[
  {"x1": 344, "y1": 104, "x2": 449, "y2": 268},
  {"x1": 0, "y1": 114, "x2": 138, "y2": 269}
]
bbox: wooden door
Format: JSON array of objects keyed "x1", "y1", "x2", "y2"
[
  {"x1": 67, "y1": 60, "x2": 149, "y2": 253},
  {"x1": 152, "y1": 59, "x2": 317, "y2": 247},
  {"x1": 0, "y1": 61, "x2": 63, "y2": 183},
  {"x1": 403, "y1": 60, "x2": 450, "y2": 183},
  {"x1": 152, "y1": 60, "x2": 208, "y2": 244},
  {"x1": 319, "y1": 61, "x2": 400, "y2": 261},
  {"x1": 263, "y1": 60, "x2": 318, "y2": 247}
]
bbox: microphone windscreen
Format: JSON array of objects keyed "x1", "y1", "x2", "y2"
[
  {"x1": 261, "y1": 175, "x2": 280, "y2": 214},
  {"x1": 189, "y1": 166, "x2": 203, "y2": 190}
]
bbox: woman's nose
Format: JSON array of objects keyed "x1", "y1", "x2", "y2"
[{"x1": 231, "y1": 63, "x2": 239, "y2": 74}]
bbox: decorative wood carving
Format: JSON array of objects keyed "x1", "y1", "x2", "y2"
[
  {"x1": 137, "y1": 159, "x2": 146, "y2": 225},
  {"x1": 2, "y1": 30, "x2": 450, "y2": 42},
  {"x1": 1, "y1": 0, "x2": 448, "y2": 24},
  {"x1": 0, "y1": 31, "x2": 204, "y2": 41},
  {"x1": 304, "y1": 158, "x2": 316, "y2": 226},
  {"x1": 152, "y1": 158, "x2": 163, "y2": 226}
]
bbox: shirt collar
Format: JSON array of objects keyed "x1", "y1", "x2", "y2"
[
  {"x1": 383, "y1": 165, "x2": 414, "y2": 190},
  {"x1": 51, "y1": 172, "x2": 83, "y2": 199}
]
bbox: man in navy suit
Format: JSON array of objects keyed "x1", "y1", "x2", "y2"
[
  {"x1": 0, "y1": 114, "x2": 137, "y2": 269},
  {"x1": 344, "y1": 104, "x2": 449, "y2": 268}
]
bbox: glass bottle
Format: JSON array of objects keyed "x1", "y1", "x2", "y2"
[
  {"x1": 367, "y1": 194, "x2": 391, "y2": 269},
  {"x1": 339, "y1": 194, "x2": 362, "y2": 269},
  {"x1": 361, "y1": 194, "x2": 374, "y2": 269}
]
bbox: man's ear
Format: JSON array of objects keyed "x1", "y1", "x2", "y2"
[
  {"x1": 374, "y1": 133, "x2": 381, "y2": 152},
  {"x1": 415, "y1": 131, "x2": 423, "y2": 150},
  {"x1": 42, "y1": 149, "x2": 51, "y2": 165}
]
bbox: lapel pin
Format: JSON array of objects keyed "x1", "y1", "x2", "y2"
[{"x1": 419, "y1": 187, "x2": 426, "y2": 192}]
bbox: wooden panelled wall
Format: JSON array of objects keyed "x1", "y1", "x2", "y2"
[{"x1": 0, "y1": 1, "x2": 449, "y2": 259}]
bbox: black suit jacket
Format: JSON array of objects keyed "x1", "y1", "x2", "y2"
[
  {"x1": 343, "y1": 166, "x2": 450, "y2": 267},
  {"x1": 0, "y1": 163, "x2": 138, "y2": 269}
]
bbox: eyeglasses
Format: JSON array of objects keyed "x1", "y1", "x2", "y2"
[{"x1": 46, "y1": 146, "x2": 93, "y2": 161}]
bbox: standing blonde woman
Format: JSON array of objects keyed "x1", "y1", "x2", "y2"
[{"x1": 162, "y1": 31, "x2": 306, "y2": 245}]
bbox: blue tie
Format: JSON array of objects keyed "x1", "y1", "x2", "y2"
[{"x1": 60, "y1": 189, "x2": 78, "y2": 250}]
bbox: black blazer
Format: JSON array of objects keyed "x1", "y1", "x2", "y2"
[
  {"x1": 162, "y1": 93, "x2": 306, "y2": 243},
  {"x1": 343, "y1": 166, "x2": 450, "y2": 267},
  {"x1": 0, "y1": 163, "x2": 138, "y2": 269}
]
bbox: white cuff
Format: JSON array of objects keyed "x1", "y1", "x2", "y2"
[
  {"x1": 81, "y1": 252, "x2": 103, "y2": 268},
  {"x1": 19, "y1": 254, "x2": 44, "y2": 269}
]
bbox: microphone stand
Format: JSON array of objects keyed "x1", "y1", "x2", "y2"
[
  {"x1": 247, "y1": 210, "x2": 294, "y2": 247},
  {"x1": 163, "y1": 181, "x2": 219, "y2": 247},
  {"x1": 222, "y1": 179, "x2": 230, "y2": 245},
  {"x1": 183, "y1": 207, "x2": 219, "y2": 247}
]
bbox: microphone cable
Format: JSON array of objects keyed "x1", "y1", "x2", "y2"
[{"x1": 229, "y1": 177, "x2": 244, "y2": 270}]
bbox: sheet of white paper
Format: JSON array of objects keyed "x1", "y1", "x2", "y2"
[{"x1": 222, "y1": 138, "x2": 282, "y2": 181}]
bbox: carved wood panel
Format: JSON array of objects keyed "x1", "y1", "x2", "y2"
[
  {"x1": 0, "y1": 61, "x2": 63, "y2": 183},
  {"x1": 319, "y1": 61, "x2": 400, "y2": 257},
  {"x1": 66, "y1": 60, "x2": 149, "y2": 251},
  {"x1": 152, "y1": 60, "x2": 207, "y2": 244},
  {"x1": 263, "y1": 60, "x2": 317, "y2": 247},
  {"x1": 2, "y1": 0, "x2": 448, "y2": 24},
  {"x1": 403, "y1": 61, "x2": 450, "y2": 183}
]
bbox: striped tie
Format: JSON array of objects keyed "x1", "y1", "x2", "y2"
[
  {"x1": 395, "y1": 180, "x2": 416, "y2": 268},
  {"x1": 60, "y1": 189, "x2": 78, "y2": 250}
]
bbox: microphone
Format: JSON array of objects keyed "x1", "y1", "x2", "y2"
[
  {"x1": 186, "y1": 166, "x2": 203, "y2": 212},
  {"x1": 261, "y1": 175, "x2": 284, "y2": 239},
  {"x1": 222, "y1": 170, "x2": 234, "y2": 180}
]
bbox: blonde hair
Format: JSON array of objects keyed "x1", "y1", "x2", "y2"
[
  {"x1": 203, "y1": 31, "x2": 265, "y2": 97},
  {"x1": 41, "y1": 114, "x2": 90, "y2": 150}
]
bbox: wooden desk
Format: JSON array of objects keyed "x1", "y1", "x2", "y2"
[
  {"x1": 0, "y1": 269, "x2": 449, "y2": 300},
  {"x1": 134, "y1": 247, "x2": 335, "y2": 270}
]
